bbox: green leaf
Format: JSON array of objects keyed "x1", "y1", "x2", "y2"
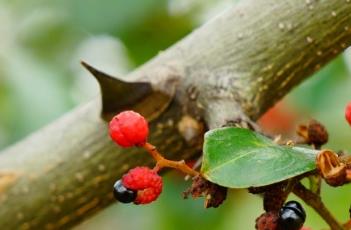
[{"x1": 201, "y1": 127, "x2": 317, "y2": 188}]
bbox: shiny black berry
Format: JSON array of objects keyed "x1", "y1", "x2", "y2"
[
  {"x1": 284, "y1": 201, "x2": 306, "y2": 219},
  {"x1": 113, "y1": 180, "x2": 137, "y2": 203},
  {"x1": 278, "y1": 201, "x2": 306, "y2": 230}
]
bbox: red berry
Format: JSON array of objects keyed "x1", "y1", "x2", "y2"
[
  {"x1": 300, "y1": 227, "x2": 312, "y2": 230},
  {"x1": 122, "y1": 167, "x2": 163, "y2": 204},
  {"x1": 109, "y1": 111, "x2": 149, "y2": 147},
  {"x1": 346, "y1": 102, "x2": 351, "y2": 126},
  {"x1": 255, "y1": 212, "x2": 279, "y2": 230}
]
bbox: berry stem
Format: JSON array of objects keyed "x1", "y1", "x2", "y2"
[
  {"x1": 142, "y1": 142, "x2": 164, "y2": 162},
  {"x1": 157, "y1": 158, "x2": 199, "y2": 177},
  {"x1": 142, "y1": 142, "x2": 199, "y2": 177},
  {"x1": 293, "y1": 182, "x2": 344, "y2": 230}
]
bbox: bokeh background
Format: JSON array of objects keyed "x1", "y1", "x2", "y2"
[{"x1": 0, "y1": 0, "x2": 350, "y2": 229}]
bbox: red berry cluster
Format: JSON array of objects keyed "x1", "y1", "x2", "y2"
[{"x1": 109, "y1": 110, "x2": 198, "y2": 205}]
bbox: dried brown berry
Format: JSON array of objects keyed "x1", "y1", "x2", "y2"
[
  {"x1": 307, "y1": 120, "x2": 328, "y2": 147},
  {"x1": 183, "y1": 175, "x2": 227, "y2": 208},
  {"x1": 316, "y1": 150, "x2": 347, "y2": 186},
  {"x1": 297, "y1": 120, "x2": 328, "y2": 148}
]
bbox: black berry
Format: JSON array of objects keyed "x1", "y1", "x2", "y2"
[
  {"x1": 113, "y1": 180, "x2": 137, "y2": 203},
  {"x1": 284, "y1": 201, "x2": 306, "y2": 219},
  {"x1": 278, "y1": 201, "x2": 306, "y2": 230}
]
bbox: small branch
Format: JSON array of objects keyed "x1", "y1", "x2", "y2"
[
  {"x1": 142, "y1": 142, "x2": 199, "y2": 177},
  {"x1": 293, "y1": 182, "x2": 344, "y2": 230},
  {"x1": 308, "y1": 175, "x2": 322, "y2": 195},
  {"x1": 309, "y1": 137, "x2": 322, "y2": 195}
]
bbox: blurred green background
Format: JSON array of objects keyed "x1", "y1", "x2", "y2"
[{"x1": 0, "y1": 0, "x2": 350, "y2": 229}]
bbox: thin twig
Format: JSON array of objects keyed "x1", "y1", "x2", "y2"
[
  {"x1": 308, "y1": 175, "x2": 322, "y2": 195},
  {"x1": 293, "y1": 182, "x2": 344, "y2": 230}
]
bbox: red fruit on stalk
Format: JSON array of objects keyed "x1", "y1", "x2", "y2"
[
  {"x1": 346, "y1": 102, "x2": 351, "y2": 126},
  {"x1": 255, "y1": 212, "x2": 279, "y2": 230},
  {"x1": 122, "y1": 167, "x2": 163, "y2": 204},
  {"x1": 109, "y1": 110, "x2": 149, "y2": 147}
]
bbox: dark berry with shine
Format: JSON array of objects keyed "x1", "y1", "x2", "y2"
[
  {"x1": 284, "y1": 201, "x2": 306, "y2": 219},
  {"x1": 278, "y1": 201, "x2": 306, "y2": 230},
  {"x1": 113, "y1": 180, "x2": 137, "y2": 203}
]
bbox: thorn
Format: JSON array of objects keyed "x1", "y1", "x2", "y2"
[{"x1": 81, "y1": 61, "x2": 152, "y2": 120}]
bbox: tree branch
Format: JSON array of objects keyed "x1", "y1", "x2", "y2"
[{"x1": 0, "y1": 0, "x2": 350, "y2": 229}]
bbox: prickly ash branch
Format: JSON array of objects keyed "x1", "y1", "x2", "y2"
[{"x1": 0, "y1": 0, "x2": 350, "y2": 229}]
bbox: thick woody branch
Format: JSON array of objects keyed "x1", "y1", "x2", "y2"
[{"x1": 0, "y1": 0, "x2": 350, "y2": 229}]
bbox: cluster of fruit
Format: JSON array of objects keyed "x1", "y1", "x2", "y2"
[
  {"x1": 113, "y1": 166, "x2": 162, "y2": 204},
  {"x1": 109, "y1": 111, "x2": 163, "y2": 204},
  {"x1": 107, "y1": 101, "x2": 351, "y2": 227},
  {"x1": 256, "y1": 201, "x2": 307, "y2": 230},
  {"x1": 109, "y1": 110, "x2": 198, "y2": 205}
]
